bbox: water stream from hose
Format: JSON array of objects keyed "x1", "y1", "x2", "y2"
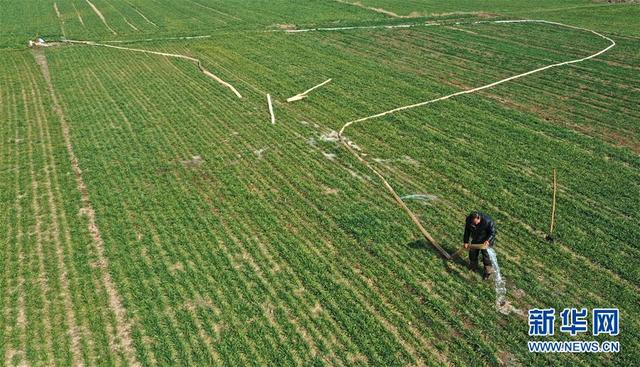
[{"x1": 486, "y1": 247, "x2": 507, "y2": 307}]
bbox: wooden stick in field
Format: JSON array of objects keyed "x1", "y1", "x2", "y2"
[{"x1": 547, "y1": 168, "x2": 557, "y2": 241}]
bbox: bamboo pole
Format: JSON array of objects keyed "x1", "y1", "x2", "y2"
[{"x1": 548, "y1": 168, "x2": 557, "y2": 240}]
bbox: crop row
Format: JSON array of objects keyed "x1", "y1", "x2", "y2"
[
  {"x1": 41, "y1": 42, "x2": 529, "y2": 365},
  {"x1": 152, "y1": 23, "x2": 639, "y2": 364},
  {"x1": 0, "y1": 52, "x2": 135, "y2": 366},
  {"x1": 1, "y1": 16, "x2": 637, "y2": 365},
  {"x1": 39, "y1": 20, "x2": 639, "y2": 366}
]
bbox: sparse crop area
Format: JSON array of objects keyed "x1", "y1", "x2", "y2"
[{"x1": 1, "y1": 1, "x2": 639, "y2": 366}]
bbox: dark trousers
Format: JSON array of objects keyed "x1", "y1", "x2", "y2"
[{"x1": 469, "y1": 248, "x2": 492, "y2": 267}]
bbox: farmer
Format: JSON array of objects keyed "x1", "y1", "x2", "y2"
[{"x1": 463, "y1": 211, "x2": 497, "y2": 280}]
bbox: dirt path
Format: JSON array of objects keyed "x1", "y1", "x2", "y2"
[
  {"x1": 85, "y1": 0, "x2": 117, "y2": 35},
  {"x1": 65, "y1": 39, "x2": 243, "y2": 98},
  {"x1": 32, "y1": 49, "x2": 139, "y2": 366}
]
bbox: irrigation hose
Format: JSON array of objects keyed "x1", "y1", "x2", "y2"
[
  {"x1": 336, "y1": 19, "x2": 615, "y2": 260},
  {"x1": 451, "y1": 243, "x2": 489, "y2": 260},
  {"x1": 62, "y1": 19, "x2": 615, "y2": 261},
  {"x1": 64, "y1": 39, "x2": 243, "y2": 98}
]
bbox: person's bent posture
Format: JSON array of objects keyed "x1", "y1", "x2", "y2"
[{"x1": 463, "y1": 211, "x2": 497, "y2": 280}]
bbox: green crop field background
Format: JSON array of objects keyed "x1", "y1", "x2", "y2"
[{"x1": 0, "y1": 1, "x2": 638, "y2": 366}]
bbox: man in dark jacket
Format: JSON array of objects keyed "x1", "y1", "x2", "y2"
[{"x1": 463, "y1": 211, "x2": 497, "y2": 280}]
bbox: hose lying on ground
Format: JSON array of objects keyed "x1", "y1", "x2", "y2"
[
  {"x1": 64, "y1": 39, "x2": 243, "y2": 98},
  {"x1": 331, "y1": 19, "x2": 615, "y2": 259}
]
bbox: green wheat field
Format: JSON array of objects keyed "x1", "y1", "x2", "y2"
[{"x1": 0, "y1": 0, "x2": 638, "y2": 366}]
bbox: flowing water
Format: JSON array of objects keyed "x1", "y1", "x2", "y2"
[{"x1": 486, "y1": 247, "x2": 507, "y2": 307}]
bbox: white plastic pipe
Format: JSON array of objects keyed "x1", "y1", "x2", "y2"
[{"x1": 267, "y1": 94, "x2": 275, "y2": 124}]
